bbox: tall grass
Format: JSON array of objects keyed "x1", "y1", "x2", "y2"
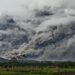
[{"x1": 0, "y1": 61, "x2": 75, "y2": 75}]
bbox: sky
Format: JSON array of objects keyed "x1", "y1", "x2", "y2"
[
  {"x1": 0, "y1": 0, "x2": 63, "y2": 16},
  {"x1": 0, "y1": 0, "x2": 75, "y2": 16}
]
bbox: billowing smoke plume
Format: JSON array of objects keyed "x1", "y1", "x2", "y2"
[{"x1": 0, "y1": 0, "x2": 75, "y2": 61}]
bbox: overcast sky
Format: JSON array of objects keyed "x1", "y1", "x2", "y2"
[
  {"x1": 0, "y1": 0, "x2": 75, "y2": 16},
  {"x1": 0, "y1": 0, "x2": 62, "y2": 15}
]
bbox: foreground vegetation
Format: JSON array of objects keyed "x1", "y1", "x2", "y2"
[{"x1": 0, "y1": 61, "x2": 75, "y2": 75}]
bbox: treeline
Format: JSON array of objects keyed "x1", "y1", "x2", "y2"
[{"x1": 0, "y1": 60, "x2": 75, "y2": 68}]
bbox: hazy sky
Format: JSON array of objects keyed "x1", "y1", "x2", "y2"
[
  {"x1": 0, "y1": 0, "x2": 75, "y2": 16},
  {"x1": 0, "y1": 0, "x2": 22, "y2": 15},
  {"x1": 0, "y1": 0, "x2": 62, "y2": 15}
]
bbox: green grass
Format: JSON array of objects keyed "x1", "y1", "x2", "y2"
[
  {"x1": 0, "y1": 67, "x2": 75, "y2": 75},
  {"x1": 0, "y1": 61, "x2": 75, "y2": 75}
]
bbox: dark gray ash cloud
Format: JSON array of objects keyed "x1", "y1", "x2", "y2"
[{"x1": 0, "y1": 0, "x2": 75, "y2": 61}]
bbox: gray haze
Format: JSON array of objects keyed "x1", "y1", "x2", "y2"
[{"x1": 0, "y1": 0, "x2": 75, "y2": 61}]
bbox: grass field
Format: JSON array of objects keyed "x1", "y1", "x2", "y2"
[
  {"x1": 0, "y1": 61, "x2": 75, "y2": 75},
  {"x1": 0, "y1": 67, "x2": 75, "y2": 75}
]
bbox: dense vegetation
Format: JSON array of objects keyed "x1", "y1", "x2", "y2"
[
  {"x1": 0, "y1": 60, "x2": 75, "y2": 68},
  {"x1": 0, "y1": 60, "x2": 75, "y2": 75}
]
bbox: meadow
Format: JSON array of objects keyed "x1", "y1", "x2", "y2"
[{"x1": 0, "y1": 61, "x2": 75, "y2": 75}]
